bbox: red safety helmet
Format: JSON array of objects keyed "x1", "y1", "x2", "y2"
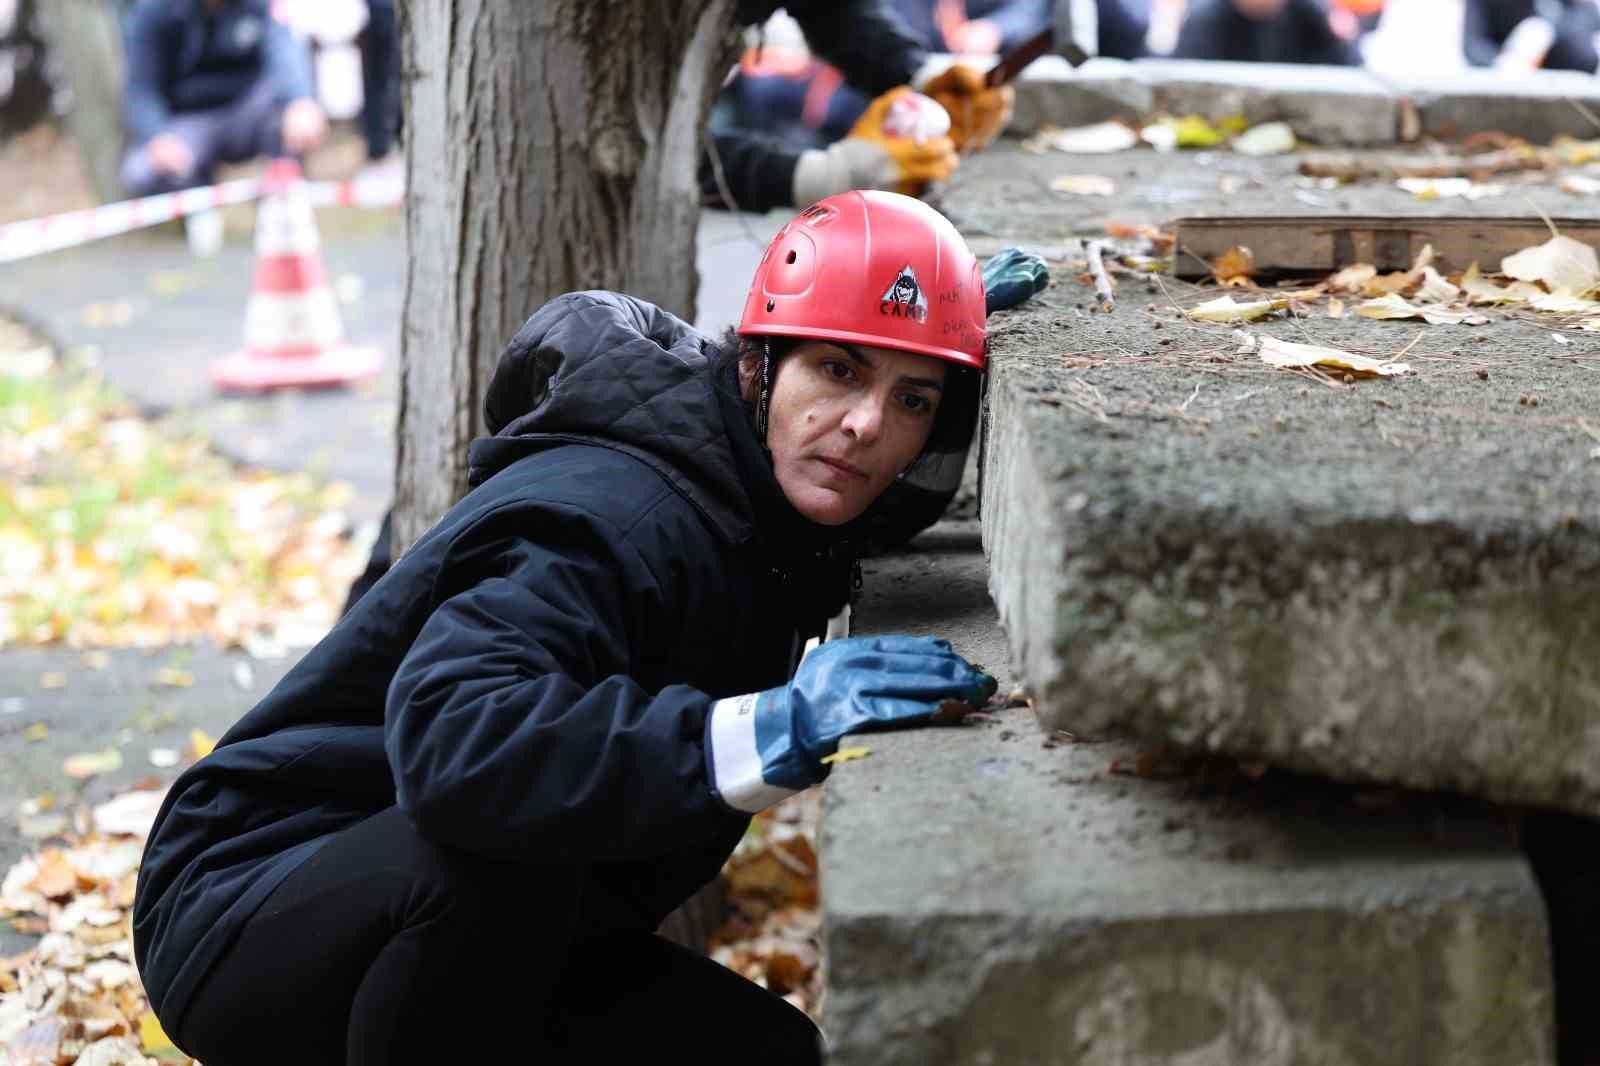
[{"x1": 738, "y1": 191, "x2": 986, "y2": 370}]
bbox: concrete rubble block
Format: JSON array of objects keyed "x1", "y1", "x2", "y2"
[
  {"x1": 1009, "y1": 56, "x2": 1153, "y2": 134},
  {"x1": 978, "y1": 286, "x2": 1600, "y2": 818},
  {"x1": 821, "y1": 718, "x2": 1555, "y2": 1066},
  {"x1": 1133, "y1": 59, "x2": 1398, "y2": 145},
  {"x1": 1380, "y1": 69, "x2": 1600, "y2": 146}
]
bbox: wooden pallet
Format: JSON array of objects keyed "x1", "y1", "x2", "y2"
[{"x1": 1170, "y1": 215, "x2": 1600, "y2": 278}]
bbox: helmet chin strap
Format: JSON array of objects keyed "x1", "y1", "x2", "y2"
[{"x1": 756, "y1": 340, "x2": 772, "y2": 444}]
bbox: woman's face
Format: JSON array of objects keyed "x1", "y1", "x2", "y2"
[{"x1": 752, "y1": 340, "x2": 947, "y2": 526}]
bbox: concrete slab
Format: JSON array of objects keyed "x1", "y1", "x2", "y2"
[
  {"x1": 1007, "y1": 57, "x2": 1600, "y2": 145},
  {"x1": 1136, "y1": 60, "x2": 1399, "y2": 147},
  {"x1": 978, "y1": 276, "x2": 1600, "y2": 817},
  {"x1": 828, "y1": 522, "x2": 1554, "y2": 1066},
  {"x1": 1008, "y1": 57, "x2": 1153, "y2": 135},
  {"x1": 1377, "y1": 68, "x2": 1600, "y2": 147}
]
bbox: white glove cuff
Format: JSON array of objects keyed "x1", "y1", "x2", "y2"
[
  {"x1": 792, "y1": 142, "x2": 898, "y2": 207},
  {"x1": 708, "y1": 693, "x2": 801, "y2": 814}
]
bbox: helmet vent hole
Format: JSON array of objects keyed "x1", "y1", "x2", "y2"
[
  {"x1": 785, "y1": 249, "x2": 797, "y2": 265},
  {"x1": 765, "y1": 299, "x2": 775, "y2": 312}
]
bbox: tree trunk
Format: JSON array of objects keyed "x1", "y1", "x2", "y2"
[
  {"x1": 395, "y1": 1, "x2": 741, "y2": 953},
  {"x1": 35, "y1": 0, "x2": 125, "y2": 203},
  {"x1": 394, "y1": 0, "x2": 739, "y2": 554}
]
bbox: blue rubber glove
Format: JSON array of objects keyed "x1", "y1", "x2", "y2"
[
  {"x1": 983, "y1": 246, "x2": 1050, "y2": 314},
  {"x1": 706, "y1": 635, "x2": 998, "y2": 813}
]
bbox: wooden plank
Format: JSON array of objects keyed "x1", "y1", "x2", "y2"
[{"x1": 1170, "y1": 215, "x2": 1600, "y2": 278}]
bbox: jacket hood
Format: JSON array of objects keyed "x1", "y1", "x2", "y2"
[{"x1": 469, "y1": 292, "x2": 762, "y2": 546}]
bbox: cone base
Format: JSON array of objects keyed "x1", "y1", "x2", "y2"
[{"x1": 210, "y1": 345, "x2": 383, "y2": 392}]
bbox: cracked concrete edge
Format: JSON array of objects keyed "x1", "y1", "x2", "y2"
[
  {"x1": 978, "y1": 356, "x2": 1600, "y2": 818},
  {"x1": 1009, "y1": 55, "x2": 1600, "y2": 145}
]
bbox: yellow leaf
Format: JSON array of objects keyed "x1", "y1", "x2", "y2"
[
  {"x1": 140, "y1": 1011, "x2": 177, "y2": 1055},
  {"x1": 1213, "y1": 246, "x2": 1256, "y2": 284},
  {"x1": 820, "y1": 746, "x2": 872, "y2": 765},
  {"x1": 152, "y1": 668, "x2": 194, "y2": 688},
  {"x1": 1185, "y1": 295, "x2": 1290, "y2": 323},
  {"x1": 38, "y1": 672, "x2": 66, "y2": 690},
  {"x1": 189, "y1": 729, "x2": 217, "y2": 760},
  {"x1": 23, "y1": 723, "x2": 48, "y2": 742}
]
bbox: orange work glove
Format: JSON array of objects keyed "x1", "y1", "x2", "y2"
[
  {"x1": 792, "y1": 87, "x2": 959, "y2": 204},
  {"x1": 917, "y1": 63, "x2": 1014, "y2": 153}
]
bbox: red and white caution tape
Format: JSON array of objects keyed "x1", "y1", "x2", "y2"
[{"x1": 0, "y1": 174, "x2": 404, "y2": 265}]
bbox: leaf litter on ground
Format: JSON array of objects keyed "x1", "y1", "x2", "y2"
[{"x1": 0, "y1": 317, "x2": 367, "y2": 651}]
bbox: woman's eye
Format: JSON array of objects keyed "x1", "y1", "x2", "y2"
[
  {"x1": 899, "y1": 393, "x2": 933, "y2": 414},
  {"x1": 822, "y1": 360, "x2": 854, "y2": 381}
]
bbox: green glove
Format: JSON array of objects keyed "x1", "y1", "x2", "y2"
[{"x1": 983, "y1": 247, "x2": 1050, "y2": 314}]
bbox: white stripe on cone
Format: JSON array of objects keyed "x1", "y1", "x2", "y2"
[
  {"x1": 253, "y1": 191, "x2": 322, "y2": 257},
  {"x1": 242, "y1": 288, "x2": 345, "y2": 353}
]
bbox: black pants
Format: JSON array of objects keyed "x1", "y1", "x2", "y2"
[{"x1": 175, "y1": 807, "x2": 822, "y2": 1065}]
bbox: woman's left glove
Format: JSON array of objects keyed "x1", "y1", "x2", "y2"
[
  {"x1": 983, "y1": 247, "x2": 1051, "y2": 314},
  {"x1": 706, "y1": 635, "x2": 997, "y2": 813},
  {"x1": 917, "y1": 63, "x2": 1014, "y2": 152}
]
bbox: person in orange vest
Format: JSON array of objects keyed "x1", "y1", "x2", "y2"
[{"x1": 134, "y1": 192, "x2": 1046, "y2": 1065}]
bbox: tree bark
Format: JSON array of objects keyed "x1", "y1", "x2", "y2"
[
  {"x1": 394, "y1": 0, "x2": 739, "y2": 555},
  {"x1": 35, "y1": 0, "x2": 125, "y2": 203},
  {"x1": 395, "y1": 1, "x2": 741, "y2": 953}
]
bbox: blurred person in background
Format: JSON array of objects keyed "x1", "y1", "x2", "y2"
[
  {"x1": 356, "y1": 0, "x2": 399, "y2": 169},
  {"x1": 1359, "y1": 0, "x2": 1467, "y2": 76},
  {"x1": 1172, "y1": 0, "x2": 1362, "y2": 64},
  {"x1": 886, "y1": 0, "x2": 1153, "y2": 60},
  {"x1": 701, "y1": 2, "x2": 1012, "y2": 213},
  {"x1": 120, "y1": 0, "x2": 325, "y2": 197},
  {"x1": 1462, "y1": 0, "x2": 1600, "y2": 72}
]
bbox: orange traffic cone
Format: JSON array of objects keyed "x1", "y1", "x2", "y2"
[{"x1": 210, "y1": 158, "x2": 382, "y2": 391}]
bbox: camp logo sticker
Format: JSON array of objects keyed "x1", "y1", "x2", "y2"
[{"x1": 880, "y1": 265, "x2": 928, "y2": 323}]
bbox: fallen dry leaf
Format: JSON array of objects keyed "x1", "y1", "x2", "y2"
[
  {"x1": 1356, "y1": 294, "x2": 1487, "y2": 325},
  {"x1": 64, "y1": 749, "x2": 123, "y2": 781},
  {"x1": 187, "y1": 729, "x2": 216, "y2": 761},
  {"x1": 1244, "y1": 333, "x2": 1411, "y2": 378},
  {"x1": 1023, "y1": 121, "x2": 1138, "y2": 154},
  {"x1": 1186, "y1": 295, "x2": 1290, "y2": 323},
  {"x1": 1530, "y1": 290, "x2": 1600, "y2": 314},
  {"x1": 820, "y1": 746, "x2": 871, "y2": 766},
  {"x1": 1213, "y1": 245, "x2": 1256, "y2": 286},
  {"x1": 1459, "y1": 262, "x2": 1544, "y2": 304},
  {"x1": 1049, "y1": 174, "x2": 1116, "y2": 197},
  {"x1": 1417, "y1": 267, "x2": 1461, "y2": 304},
  {"x1": 1327, "y1": 298, "x2": 1346, "y2": 318},
  {"x1": 1327, "y1": 263, "x2": 1377, "y2": 292},
  {"x1": 1502, "y1": 234, "x2": 1600, "y2": 295},
  {"x1": 1232, "y1": 120, "x2": 1295, "y2": 157}
]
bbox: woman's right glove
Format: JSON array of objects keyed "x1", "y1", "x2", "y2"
[{"x1": 706, "y1": 635, "x2": 998, "y2": 813}]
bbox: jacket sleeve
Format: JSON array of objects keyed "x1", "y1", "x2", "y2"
[
  {"x1": 385, "y1": 500, "x2": 746, "y2": 865},
  {"x1": 262, "y1": 15, "x2": 316, "y2": 103},
  {"x1": 784, "y1": 0, "x2": 925, "y2": 95},
  {"x1": 700, "y1": 128, "x2": 802, "y2": 212},
  {"x1": 121, "y1": 5, "x2": 172, "y2": 145}
]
